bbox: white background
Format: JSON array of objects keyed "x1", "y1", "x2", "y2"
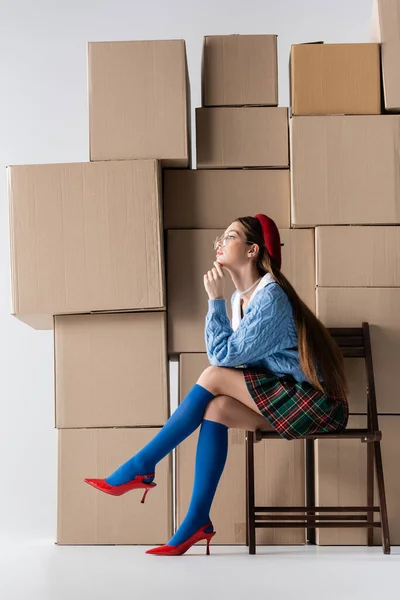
[{"x1": 0, "y1": 0, "x2": 373, "y2": 541}]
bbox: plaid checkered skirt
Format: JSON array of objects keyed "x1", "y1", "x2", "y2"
[{"x1": 242, "y1": 367, "x2": 349, "y2": 441}]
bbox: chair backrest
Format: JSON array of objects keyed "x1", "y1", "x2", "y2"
[{"x1": 327, "y1": 321, "x2": 379, "y2": 433}]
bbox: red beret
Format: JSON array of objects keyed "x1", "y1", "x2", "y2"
[{"x1": 254, "y1": 214, "x2": 283, "y2": 270}]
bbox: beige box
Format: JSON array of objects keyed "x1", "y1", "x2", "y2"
[
  {"x1": 315, "y1": 415, "x2": 400, "y2": 546},
  {"x1": 371, "y1": 1, "x2": 400, "y2": 111},
  {"x1": 163, "y1": 169, "x2": 290, "y2": 229},
  {"x1": 57, "y1": 428, "x2": 172, "y2": 545},
  {"x1": 371, "y1": 0, "x2": 400, "y2": 40},
  {"x1": 379, "y1": 39, "x2": 400, "y2": 111},
  {"x1": 202, "y1": 34, "x2": 278, "y2": 107},
  {"x1": 290, "y1": 116, "x2": 400, "y2": 227},
  {"x1": 168, "y1": 229, "x2": 315, "y2": 354},
  {"x1": 55, "y1": 312, "x2": 169, "y2": 428},
  {"x1": 8, "y1": 159, "x2": 165, "y2": 329},
  {"x1": 315, "y1": 415, "x2": 368, "y2": 546},
  {"x1": 88, "y1": 40, "x2": 190, "y2": 167},
  {"x1": 290, "y1": 43, "x2": 381, "y2": 116},
  {"x1": 196, "y1": 107, "x2": 288, "y2": 169},
  {"x1": 176, "y1": 353, "x2": 305, "y2": 545},
  {"x1": 317, "y1": 287, "x2": 400, "y2": 414},
  {"x1": 316, "y1": 226, "x2": 400, "y2": 287}
]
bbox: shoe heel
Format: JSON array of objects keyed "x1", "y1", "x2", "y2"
[
  {"x1": 141, "y1": 484, "x2": 156, "y2": 504},
  {"x1": 205, "y1": 531, "x2": 216, "y2": 555}
]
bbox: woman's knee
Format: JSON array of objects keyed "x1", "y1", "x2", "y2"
[
  {"x1": 198, "y1": 365, "x2": 222, "y2": 396},
  {"x1": 203, "y1": 395, "x2": 231, "y2": 423}
]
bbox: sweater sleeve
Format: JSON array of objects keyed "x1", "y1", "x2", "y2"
[{"x1": 205, "y1": 285, "x2": 292, "y2": 367}]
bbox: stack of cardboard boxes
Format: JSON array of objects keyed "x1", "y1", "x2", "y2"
[
  {"x1": 165, "y1": 34, "x2": 316, "y2": 546},
  {"x1": 8, "y1": 7, "x2": 400, "y2": 549},
  {"x1": 8, "y1": 40, "x2": 190, "y2": 545},
  {"x1": 289, "y1": 4, "x2": 400, "y2": 546}
]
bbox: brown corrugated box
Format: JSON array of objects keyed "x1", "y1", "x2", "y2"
[
  {"x1": 54, "y1": 313, "x2": 169, "y2": 428},
  {"x1": 163, "y1": 169, "x2": 290, "y2": 229},
  {"x1": 201, "y1": 34, "x2": 278, "y2": 107},
  {"x1": 167, "y1": 229, "x2": 315, "y2": 354},
  {"x1": 57, "y1": 428, "x2": 172, "y2": 545},
  {"x1": 316, "y1": 226, "x2": 400, "y2": 287},
  {"x1": 196, "y1": 107, "x2": 288, "y2": 168},
  {"x1": 315, "y1": 415, "x2": 400, "y2": 546},
  {"x1": 167, "y1": 230, "x2": 234, "y2": 355},
  {"x1": 290, "y1": 43, "x2": 381, "y2": 116},
  {"x1": 8, "y1": 159, "x2": 165, "y2": 329},
  {"x1": 371, "y1": 0, "x2": 400, "y2": 111},
  {"x1": 176, "y1": 353, "x2": 305, "y2": 545},
  {"x1": 290, "y1": 116, "x2": 400, "y2": 227},
  {"x1": 88, "y1": 40, "x2": 190, "y2": 167},
  {"x1": 316, "y1": 287, "x2": 400, "y2": 414},
  {"x1": 315, "y1": 415, "x2": 369, "y2": 546}
]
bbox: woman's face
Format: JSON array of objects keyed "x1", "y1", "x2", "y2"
[{"x1": 215, "y1": 221, "x2": 256, "y2": 267}]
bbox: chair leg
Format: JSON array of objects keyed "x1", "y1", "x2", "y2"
[
  {"x1": 367, "y1": 441, "x2": 374, "y2": 546},
  {"x1": 246, "y1": 431, "x2": 256, "y2": 555},
  {"x1": 306, "y1": 438, "x2": 316, "y2": 545},
  {"x1": 373, "y1": 440, "x2": 391, "y2": 555},
  {"x1": 245, "y1": 440, "x2": 249, "y2": 547}
]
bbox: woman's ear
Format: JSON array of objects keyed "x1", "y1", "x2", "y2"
[{"x1": 249, "y1": 244, "x2": 258, "y2": 256}]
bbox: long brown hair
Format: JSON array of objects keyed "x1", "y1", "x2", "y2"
[{"x1": 236, "y1": 216, "x2": 349, "y2": 399}]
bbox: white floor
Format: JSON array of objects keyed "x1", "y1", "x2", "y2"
[{"x1": 1, "y1": 538, "x2": 399, "y2": 600}]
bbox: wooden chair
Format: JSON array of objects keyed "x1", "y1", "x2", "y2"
[{"x1": 245, "y1": 322, "x2": 391, "y2": 555}]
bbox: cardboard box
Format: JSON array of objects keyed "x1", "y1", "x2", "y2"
[
  {"x1": 202, "y1": 34, "x2": 278, "y2": 107},
  {"x1": 88, "y1": 40, "x2": 190, "y2": 166},
  {"x1": 315, "y1": 415, "x2": 368, "y2": 546},
  {"x1": 176, "y1": 353, "x2": 305, "y2": 545},
  {"x1": 317, "y1": 287, "x2": 400, "y2": 414},
  {"x1": 290, "y1": 116, "x2": 400, "y2": 227},
  {"x1": 316, "y1": 226, "x2": 400, "y2": 287},
  {"x1": 55, "y1": 313, "x2": 169, "y2": 428},
  {"x1": 378, "y1": 39, "x2": 400, "y2": 111},
  {"x1": 163, "y1": 169, "x2": 290, "y2": 229},
  {"x1": 196, "y1": 107, "x2": 288, "y2": 169},
  {"x1": 8, "y1": 159, "x2": 165, "y2": 329},
  {"x1": 290, "y1": 43, "x2": 381, "y2": 116},
  {"x1": 167, "y1": 229, "x2": 315, "y2": 354},
  {"x1": 167, "y1": 230, "x2": 234, "y2": 355},
  {"x1": 315, "y1": 415, "x2": 400, "y2": 546},
  {"x1": 57, "y1": 428, "x2": 172, "y2": 545},
  {"x1": 371, "y1": 0, "x2": 400, "y2": 111},
  {"x1": 371, "y1": 0, "x2": 400, "y2": 41}
]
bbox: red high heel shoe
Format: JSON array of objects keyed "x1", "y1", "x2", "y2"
[
  {"x1": 146, "y1": 523, "x2": 216, "y2": 556},
  {"x1": 84, "y1": 474, "x2": 156, "y2": 502}
]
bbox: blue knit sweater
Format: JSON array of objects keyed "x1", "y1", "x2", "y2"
[{"x1": 205, "y1": 282, "x2": 316, "y2": 384}]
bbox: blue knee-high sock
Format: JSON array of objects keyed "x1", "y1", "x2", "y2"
[
  {"x1": 106, "y1": 384, "x2": 215, "y2": 486},
  {"x1": 167, "y1": 419, "x2": 228, "y2": 547}
]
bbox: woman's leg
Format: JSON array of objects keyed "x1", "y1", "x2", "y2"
[
  {"x1": 167, "y1": 395, "x2": 274, "y2": 546},
  {"x1": 106, "y1": 365, "x2": 272, "y2": 487},
  {"x1": 203, "y1": 393, "x2": 275, "y2": 432},
  {"x1": 106, "y1": 383, "x2": 215, "y2": 486},
  {"x1": 167, "y1": 418, "x2": 228, "y2": 546}
]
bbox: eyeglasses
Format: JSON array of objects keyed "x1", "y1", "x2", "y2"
[{"x1": 213, "y1": 234, "x2": 257, "y2": 251}]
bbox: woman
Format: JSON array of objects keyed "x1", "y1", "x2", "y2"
[{"x1": 84, "y1": 213, "x2": 349, "y2": 556}]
